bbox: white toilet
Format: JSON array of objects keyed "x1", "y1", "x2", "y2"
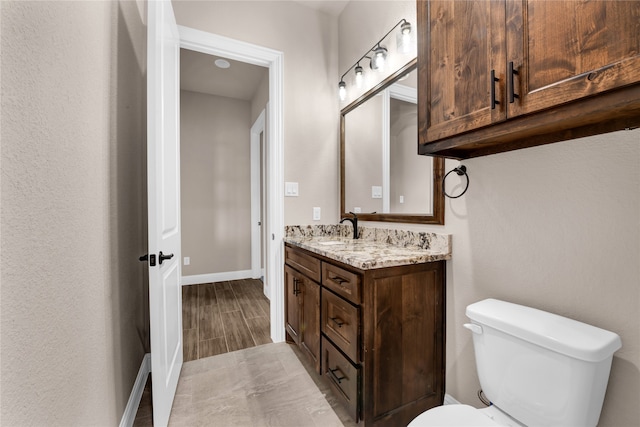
[{"x1": 409, "y1": 298, "x2": 622, "y2": 427}]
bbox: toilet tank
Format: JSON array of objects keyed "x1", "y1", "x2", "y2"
[{"x1": 466, "y1": 299, "x2": 621, "y2": 427}]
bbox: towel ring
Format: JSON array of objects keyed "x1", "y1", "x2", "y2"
[{"x1": 443, "y1": 165, "x2": 469, "y2": 198}]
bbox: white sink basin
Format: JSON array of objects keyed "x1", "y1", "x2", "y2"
[{"x1": 317, "y1": 241, "x2": 346, "y2": 246}]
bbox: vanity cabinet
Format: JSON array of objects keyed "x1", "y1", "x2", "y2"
[
  {"x1": 418, "y1": 0, "x2": 640, "y2": 159},
  {"x1": 284, "y1": 247, "x2": 321, "y2": 373},
  {"x1": 285, "y1": 243, "x2": 446, "y2": 426}
]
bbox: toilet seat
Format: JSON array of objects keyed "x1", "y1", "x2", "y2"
[{"x1": 408, "y1": 404, "x2": 501, "y2": 427}]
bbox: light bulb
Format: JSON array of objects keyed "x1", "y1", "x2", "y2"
[
  {"x1": 355, "y1": 65, "x2": 363, "y2": 88},
  {"x1": 339, "y1": 81, "x2": 346, "y2": 101},
  {"x1": 371, "y1": 46, "x2": 387, "y2": 72},
  {"x1": 398, "y1": 21, "x2": 412, "y2": 54}
]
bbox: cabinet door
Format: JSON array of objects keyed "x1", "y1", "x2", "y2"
[
  {"x1": 507, "y1": 0, "x2": 640, "y2": 117},
  {"x1": 419, "y1": 0, "x2": 506, "y2": 143},
  {"x1": 284, "y1": 265, "x2": 301, "y2": 345},
  {"x1": 363, "y1": 262, "x2": 445, "y2": 425},
  {"x1": 301, "y1": 279, "x2": 320, "y2": 373}
]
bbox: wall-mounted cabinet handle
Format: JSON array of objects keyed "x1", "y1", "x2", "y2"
[
  {"x1": 490, "y1": 69, "x2": 500, "y2": 110},
  {"x1": 330, "y1": 316, "x2": 345, "y2": 328},
  {"x1": 509, "y1": 61, "x2": 519, "y2": 103},
  {"x1": 328, "y1": 367, "x2": 346, "y2": 384},
  {"x1": 293, "y1": 278, "x2": 301, "y2": 296}
]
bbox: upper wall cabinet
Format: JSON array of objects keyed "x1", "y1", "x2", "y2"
[{"x1": 417, "y1": 0, "x2": 640, "y2": 159}]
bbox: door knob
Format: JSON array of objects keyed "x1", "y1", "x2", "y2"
[
  {"x1": 159, "y1": 251, "x2": 174, "y2": 265},
  {"x1": 139, "y1": 254, "x2": 156, "y2": 266}
]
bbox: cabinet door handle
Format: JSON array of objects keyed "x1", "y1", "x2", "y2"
[
  {"x1": 329, "y1": 316, "x2": 345, "y2": 328},
  {"x1": 293, "y1": 278, "x2": 301, "y2": 296},
  {"x1": 330, "y1": 276, "x2": 347, "y2": 285},
  {"x1": 490, "y1": 69, "x2": 500, "y2": 110},
  {"x1": 509, "y1": 61, "x2": 520, "y2": 103},
  {"x1": 328, "y1": 367, "x2": 346, "y2": 384}
]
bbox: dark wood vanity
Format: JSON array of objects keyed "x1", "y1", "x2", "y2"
[{"x1": 285, "y1": 242, "x2": 446, "y2": 426}]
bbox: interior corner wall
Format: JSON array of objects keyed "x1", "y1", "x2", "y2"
[
  {"x1": 172, "y1": 1, "x2": 340, "y2": 226},
  {"x1": 250, "y1": 70, "x2": 269, "y2": 125},
  {"x1": 339, "y1": 3, "x2": 640, "y2": 427},
  {"x1": 180, "y1": 90, "x2": 252, "y2": 276},
  {"x1": 1, "y1": 0, "x2": 148, "y2": 425}
]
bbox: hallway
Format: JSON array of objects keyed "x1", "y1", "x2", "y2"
[{"x1": 182, "y1": 279, "x2": 272, "y2": 361}]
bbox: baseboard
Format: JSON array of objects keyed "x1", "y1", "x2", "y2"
[
  {"x1": 119, "y1": 353, "x2": 151, "y2": 427},
  {"x1": 181, "y1": 269, "x2": 253, "y2": 286},
  {"x1": 443, "y1": 393, "x2": 461, "y2": 405}
]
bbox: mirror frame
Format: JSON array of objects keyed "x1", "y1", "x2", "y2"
[{"x1": 340, "y1": 59, "x2": 445, "y2": 225}]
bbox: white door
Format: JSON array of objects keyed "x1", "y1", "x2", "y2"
[{"x1": 147, "y1": 1, "x2": 182, "y2": 426}]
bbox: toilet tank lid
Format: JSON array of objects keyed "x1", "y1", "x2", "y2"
[{"x1": 466, "y1": 299, "x2": 622, "y2": 362}]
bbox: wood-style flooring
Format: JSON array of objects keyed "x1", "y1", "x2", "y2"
[
  {"x1": 133, "y1": 278, "x2": 358, "y2": 426},
  {"x1": 182, "y1": 279, "x2": 272, "y2": 361}
]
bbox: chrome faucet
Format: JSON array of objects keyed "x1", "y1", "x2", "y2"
[{"x1": 340, "y1": 212, "x2": 359, "y2": 239}]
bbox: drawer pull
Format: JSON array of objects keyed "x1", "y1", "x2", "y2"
[
  {"x1": 330, "y1": 276, "x2": 348, "y2": 285},
  {"x1": 330, "y1": 316, "x2": 345, "y2": 328},
  {"x1": 329, "y1": 367, "x2": 346, "y2": 384}
]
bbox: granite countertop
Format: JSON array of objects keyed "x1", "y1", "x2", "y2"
[{"x1": 284, "y1": 225, "x2": 451, "y2": 270}]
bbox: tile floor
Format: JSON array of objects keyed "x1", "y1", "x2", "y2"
[
  {"x1": 182, "y1": 279, "x2": 272, "y2": 361},
  {"x1": 134, "y1": 343, "x2": 357, "y2": 427}
]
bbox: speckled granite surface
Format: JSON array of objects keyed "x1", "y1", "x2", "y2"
[{"x1": 284, "y1": 225, "x2": 451, "y2": 270}]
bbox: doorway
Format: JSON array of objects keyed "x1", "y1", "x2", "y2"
[{"x1": 178, "y1": 25, "x2": 285, "y2": 343}]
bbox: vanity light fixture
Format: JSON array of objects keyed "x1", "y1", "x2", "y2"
[
  {"x1": 339, "y1": 80, "x2": 347, "y2": 101},
  {"x1": 370, "y1": 45, "x2": 388, "y2": 71},
  {"x1": 355, "y1": 64, "x2": 364, "y2": 87},
  {"x1": 338, "y1": 18, "x2": 412, "y2": 100},
  {"x1": 398, "y1": 21, "x2": 413, "y2": 53}
]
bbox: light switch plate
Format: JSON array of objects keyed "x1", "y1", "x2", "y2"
[
  {"x1": 184, "y1": 256, "x2": 190, "y2": 266},
  {"x1": 353, "y1": 207, "x2": 361, "y2": 213},
  {"x1": 372, "y1": 186, "x2": 383, "y2": 199},
  {"x1": 285, "y1": 182, "x2": 299, "y2": 197},
  {"x1": 313, "y1": 207, "x2": 321, "y2": 221}
]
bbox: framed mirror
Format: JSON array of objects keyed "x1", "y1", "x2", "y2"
[{"x1": 340, "y1": 59, "x2": 444, "y2": 224}]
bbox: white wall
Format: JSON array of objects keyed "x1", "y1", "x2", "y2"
[
  {"x1": 173, "y1": 0, "x2": 340, "y2": 226},
  {"x1": 180, "y1": 90, "x2": 252, "y2": 276},
  {"x1": 339, "y1": 2, "x2": 640, "y2": 426},
  {"x1": 1, "y1": 1, "x2": 148, "y2": 424}
]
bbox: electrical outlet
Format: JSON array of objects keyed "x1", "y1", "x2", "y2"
[
  {"x1": 313, "y1": 207, "x2": 321, "y2": 221},
  {"x1": 399, "y1": 195, "x2": 404, "y2": 204},
  {"x1": 184, "y1": 256, "x2": 190, "y2": 266},
  {"x1": 353, "y1": 207, "x2": 361, "y2": 213}
]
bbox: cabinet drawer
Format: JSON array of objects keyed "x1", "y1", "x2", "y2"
[
  {"x1": 322, "y1": 336, "x2": 360, "y2": 422},
  {"x1": 322, "y1": 262, "x2": 360, "y2": 304},
  {"x1": 285, "y1": 246, "x2": 321, "y2": 282},
  {"x1": 322, "y1": 289, "x2": 359, "y2": 362}
]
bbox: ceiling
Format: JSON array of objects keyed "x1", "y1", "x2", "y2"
[
  {"x1": 293, "y1": 0, "x2": 349, "y2": 16},
  {"x1": 180, "y1": 48, "x2": 268, "y2": 101},
  {"x1": 180, "y1": 1, "x2": 350, "y2": 99}
]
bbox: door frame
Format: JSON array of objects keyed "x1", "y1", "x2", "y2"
[
  {"x1": 250, "y1": 109, "x2": 265, "y2": 282},
  {"x1": 178, "y1": 26, "x2": 286, "y2": 343}
]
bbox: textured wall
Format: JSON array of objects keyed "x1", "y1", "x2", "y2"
[
  {"x1": 339, "y1": 2, "x2": 640, "y2": 426},
  {"x1": 173, "y1": 0, "x2": 340, "y2": 226},
  {"x1": 180, "y1": 90, "x2": 252, "y2": 276},
  {"x1": 1, "y1": 1, "x2": 148, "y2": 424}
]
